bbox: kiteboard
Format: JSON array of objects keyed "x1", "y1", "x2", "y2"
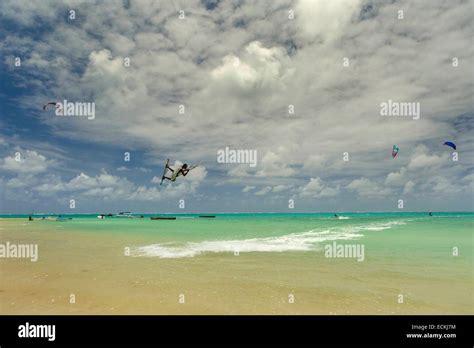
[{"x1": 160, "y1": 159, "x2": 170, "y2": 185}]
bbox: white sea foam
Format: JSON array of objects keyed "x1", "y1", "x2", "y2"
[
  {"x1": 362, "y1": 220, "x2": 406, "y2": 231},
  {"x1": 132, "y1": 229, "x2": 360, "y2": 258},
  {"x1": 132, "y1": 220, "x2": 406, "y2": 258}
]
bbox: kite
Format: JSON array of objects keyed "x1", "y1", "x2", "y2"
[
  {"x1": 443, "y1": 141, "x2": 456, "y2": 151},
  {"x1": 392, "y1": 145, "x2": 399, "y2": 158},
  {"x1": 42, "y1": 102, "x2": 57, "y2": 111}
]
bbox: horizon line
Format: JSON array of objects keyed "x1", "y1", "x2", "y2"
[{"x1": 1, "y1": 211, "x2": 473, "y2": 216}]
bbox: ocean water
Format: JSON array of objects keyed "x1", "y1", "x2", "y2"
[
  {"x1": 4, "y1": 212, "x2": 471, "y2": 257},
  {"x1": 0, "y1": 212, "x2": 472, "y2": 314}
]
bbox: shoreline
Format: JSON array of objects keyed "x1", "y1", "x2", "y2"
[{"x1": 1, "y1": 214, "x2": 472, "y2": 315}]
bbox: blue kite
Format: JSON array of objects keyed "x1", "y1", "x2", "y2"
[{"x1": 443, "y1": 141, "x2": 457, "y2": 150}]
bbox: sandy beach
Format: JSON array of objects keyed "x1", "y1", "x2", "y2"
[{"x1": 0, "y1": 214, "x2": 472, "y2": 315}]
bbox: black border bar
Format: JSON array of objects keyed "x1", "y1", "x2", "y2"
[{"x1": 1, "y1": 315, "x2": 472, "y2": 346}]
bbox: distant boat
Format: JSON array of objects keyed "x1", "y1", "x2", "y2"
[
  {"x1": 199, "y1": 215, "x2": 216, "y2": 218},
  {"x1": 151, "y1": 216, "x2": 176, "y2": 220},
  {"x1": 114, "y1": 212, "x2": 133, "y2": 218}
]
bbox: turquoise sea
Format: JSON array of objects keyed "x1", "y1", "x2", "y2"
[
  {"x1": 2, "y1": 211, "x2": 472, "y2": 247},
  {"x1": 1, "y1": 212, "x2": 472, "y2": 314}
]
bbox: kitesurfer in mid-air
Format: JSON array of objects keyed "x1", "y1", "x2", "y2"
[
  {"x1": 162, "y1": 162, "x2": 190, "y2": 182},
  {"x1": 160, "y1": 159, "x2": 200, "y2": 185}
]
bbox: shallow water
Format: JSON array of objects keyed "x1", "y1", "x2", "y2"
[{"x1": 0, "y1": 213, "x2": 472, "y2": 314}]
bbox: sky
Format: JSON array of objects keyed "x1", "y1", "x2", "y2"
[{"x1": 0, "y1": 0, "x2": 472, "y2": 214}]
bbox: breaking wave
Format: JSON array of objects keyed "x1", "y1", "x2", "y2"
[{"x1": 131, "y1": 220, "x2": 406, "y2": 258}]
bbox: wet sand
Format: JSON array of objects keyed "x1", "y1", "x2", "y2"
[{"x1": 0, "y1": 218, "x2": 471, "y2": 314}]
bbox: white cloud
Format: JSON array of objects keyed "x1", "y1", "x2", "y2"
[
  {"x1": 347, "y1": 177, "x2": 391, "y2": 197},
  {"x1": 0, "y1": 0, "x2": 472, "y2": 211},
  {"x1": 256, "y1": 151, "x2": 295, "y2": 178},
  {"x1": 427, "y1": 176, "x2": 462, "y2": 195},
  {"x1": 403, "y1": 181, "x2": 415, "y2": 194},
  {"x1": 128, "y1": 186, "x2": 162, "y2": 201},
  {"x1": 296, "y1": 0, "x2": 361, "y2": 42},
  {"x1": 227, "y1": 164, "x2": 253, "y2": 178},
  {"x1": 185, "y1": 165, "x2": 208, "y2": 182},
  {"x1": 242, "y1": 185, "x2": 255, "y2": 192},
  {"x1": 211, "y1": 41, "x2": 291, "y2": 93},
  {"x1": 407, "y1": 145, "x2": 446, "y2": 170},
  {"x1": 67, "y1": 172, "x2": 125, "y2": 190},
  {"x1": 302, "y1": 154, "x2": 327, "y2": 172},
  {"x1": 0, "y1": 150, "x2": 53, "y2": 174},
  {"x1": 255, "y1": 186, "x2": 272, "y2": 196},
  {"x1": 6, "y1": 176, "x2": 34, "y2": 189},
  {"x1": 29, "y1": 165, "x2": 205, "y2": 203},
  {"x1": 385, "y1": 167, "x2": 408, "y2": 186},
  {"x1": 150, "y1": 176, "x2": 161, "y2": 184},
  {"x1": 272, "y1": 184, "x2": 291, "y2": 193},
  {"x1": 300, "y1": 177, "x2": 339, "y2": 198}
]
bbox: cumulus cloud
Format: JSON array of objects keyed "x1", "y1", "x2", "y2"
[
  {"x1": 296, "y1": 0, "x2": 362, "y2": 42},
  {"x1": 347, "y1": 177, "x2": 391, "y2": 197},
  {"x1": 150, "y1": 176, "x2": 161, "y2": 184},
  {"x1": 272, "y1": 184, "x2": 292, "y2": 193},
  {"x1": 255, "y1": 186, "x2": 272, "y2": 196},
  {"x1": 12, "y1": 153, "x2": 208, "y2": 204},
  {"x1": 33, "y1": 171, "x2": 136, "y2": 201},
  {"x1": 242, "y1": 185, "x2": 255, "y2": 193},
  {"x1": 403, "y1": 181, "x2": 415, "y2": 194},
  {"x1": 407, "y1": 145, "x2": 447, "y2": 170},
  {"x1": 0, "y1": 150, "x2": 54, "y2": 174},
  {"x1": 0, "y1": 0, "x2": 472, "y2": 211},
  {"x1": 385, "y1": 167, "x2": 408, "y2": 186},
  {"x1": 256, "y1": 151, "x2": 295, "y2": 178},
  {"x1": 211, "y1": 41, "x2": 291, "y2": 93},
  {"x1": 300, "y1": 177, "x2": 340, "y2": 198},
  {"x1": 425, "y1": 176, "x2": 463, "y2": 195}
]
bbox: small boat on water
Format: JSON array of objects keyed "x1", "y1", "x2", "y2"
[
  {"x1": 29, "y1": 215, "x2": 54, "y2": 221},
  {"x1": 151, "y1": 216, "x2": 176, "y2": 220},
  {"x1": 110, "y1": 212, "x2": 144, "y2": 218},
  {"x1": 97, "y1": 214, "x2": 114, "y2": 219},
  {"x1": 114, "y1": 212, "x2": 133, "y2": 218},
  {"x1": 199, "y1": 215, "x2": 216, "y2": 218},
  {"x1": 29, "y1": 215, "x2": 72, "y2": 221}
]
